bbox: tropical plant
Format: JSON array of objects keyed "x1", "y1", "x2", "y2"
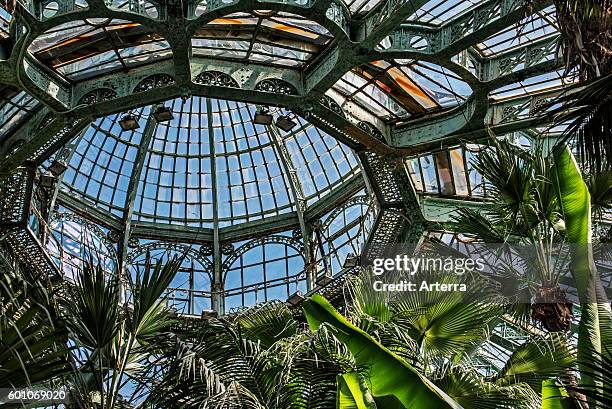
[
  {"x1": 450, "y1": 138, "x2": 575, "y2": 332},
  {"x1": 58, "y1": 254, "x2": 183, "y2": 408},
  {"x1": 552, "y1": 147, "x2": 612, "y2": 408},
  {"x1": 536, "y1": 0, "x2": 612, "y2": 170},
  {"x1": 145, "y1": 301, "x2": 347, "y2": 409},
  {"x1": 568, "y1": 349, "x2": 612, "y2": 407},
  {"x1": 0, "y1": 252, "x2": 71, "y2": 390}
]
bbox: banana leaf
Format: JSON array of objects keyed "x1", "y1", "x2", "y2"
[
  {"x1": 303, "y1": 294, "x2": 463, "y2": 409},
  {"x1": 541, "y1": 380, "x2": 574, "y2": 409},
  {"x1": 337, "y1": 372, "x2": 377, "y2": 409},
  {"x1": 553, "y1": 147, "x2": 612, "y2": 407}
]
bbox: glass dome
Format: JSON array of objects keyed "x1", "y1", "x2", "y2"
[{"x1": 58, "y1": 96, "x2": 360, "y2": 228}]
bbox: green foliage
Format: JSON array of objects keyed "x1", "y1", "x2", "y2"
[
  {"x1": 493, "y1": 334, "x2": 576, "y2": 392},
  {"x1": 0, "y1": 262, "x2": 70, "y2": 389},
  {"x1": 303, "y1": 294, "x2": 463, "y2": 409},
  {"x1": 540, "y1": 380, "x2": 575, "y2": 409},
  {"x1": 231, "y1": 300, "x2": 299, "y2": 348},
  {"x1": 337, "y1": 372, "x2": 377, "y2": 409},
  {"x1": 434, "y1": 365, "x2": 539, "y2": 409}
]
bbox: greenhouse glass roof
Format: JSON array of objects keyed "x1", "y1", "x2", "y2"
[
  {"x1": 58, "y1": 97, "x2": 360, "y2": 227},
  {"x1": 1, "y1": 2, "x2": 611, "y2": 402},
  {"x1": 0, "y1": 0, "x2": 598, "y2": 320}
]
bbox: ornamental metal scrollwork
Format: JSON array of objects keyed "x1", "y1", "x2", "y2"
[
  {"x1": 194, "y1": 71, "x2": 240, "y2": 88},
  {"x1": 78, "y1": 88, "x2": 117, "y2": 105},
  {"x1": 321, "y1": 195, "x2": 372, "y2": 231},
  {"x1": 0, "y1": 167, "x2": 34, "y2": 226},
  {"x1": 199, "y1": 242, "x2": 213, "y2": 256},
  {"x1": 254, "y1": 79, "x2": 297, "y2": 95},
  {"x1": 49, "y1": 212, "x2": 118, "y2": 260},
  {"x1": 221, "y1": 235, "x2": 305, "y2": 272},
  {"x1": 220, "y1": 242, "x2": 235, "y2": 255},
  {"x1": 126, "y1": 241, "x2": 214, "y2": 272},
  {"x1": 291, "y1": 228, "x2": 302, "y2": 240},
  {"x1": 128, "y1": 237, "x2": 140, "y2": 248},
  {"x1": 320, "y1": 95, "x2": 345, "y2": 118},
  {"x1": 134, "y1": 74, "x2": 175, "y2": 93},
  {"x1": 106, "y1": 229, "x2": 122, "y2": 243},
  {"x1": 357, "y1": 121, "x2": 384, "y2": 141}
]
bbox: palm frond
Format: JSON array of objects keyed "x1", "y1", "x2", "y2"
[
  {"x1": 493, "y1": 333, "x2": 576, "y2": 392},
  {"x1": 434, "y1": 364, "x2": 539, "y2": 409},
  {"x1": 567, "y1": 348, "x2": 612, "y2": 407},
  {"x1": 127, "y1": 253, "x2": 182, "y2": 342},
  {"x1": 63, "y1": 260, "x2": 119, "y2": 350},
  {"x1": 0, "y1": 258, "x2": 71, "y2": 389},
  {"x1": 231, "y1": 300, "x2": 299, "y2": 348}
]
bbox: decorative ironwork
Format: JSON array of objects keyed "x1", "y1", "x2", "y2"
[
  {"x1": 361, "y1": 151, "x2": 403, "y2": 204},
  {"x1": 0, "y1": 166, "x2": 34, "y2": 227},
  {"x1": 49, "y1": 212, "x2": 119, "y2": 261},
  {"x1": 221, "y1": 235, "x2": 304, "y2": 272},
  {"x1": 220, "y1": 242, "x2": 235, "y2": 256},
  {"x1": 255, "y1": 78, "x2": 297, "y2": 95},
  {"x1": 78, "y1": 88, "x2": 117, "y2": 105},
  {"x1": 194, "y1": 71, "x2": 240, "y2": 88},
  {"x1": 199, "y1": 242, "x2": 213, "y2": 256},
  {"x1": 106, "y1": 229, "x2": 122, "y2": 243},
  {"x1": 37, "y1": 112, "x2": 54, "y2": 131},
  {"x1": 28, "y1": 118, "x2": 85, "y2": 163},
  {"x1": 134, "y1": 74, "x2": 175, "y2": 93},
  {"x1": 319, "y1": 95, "x2": 345, "y2": 118},
  {"x1": 128, "y1": 237, "x2": 140, "y2": 248},
  {"x1": 364, "y1": 209, "x2": 406, "y2": 261},
  {"x1": 357, "y1": 121, "x2": 384, "y2": 141},
  {"x1": 321, "y1": 195, "x2": 372, "y2": 231},
  {"x1": 291, "y1": 228, "x2": 302, "y2": 240},
  {"x1": 4, "y1": 227, "x2": 60, "y2": 278},
  {"x1": 126, "y1": 241, "x2": 214, "y2": 271}
]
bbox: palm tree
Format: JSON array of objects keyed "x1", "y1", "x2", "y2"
[
  {"x1": 143, "y1": 265, "x2": 578, "y2": 409},
  {"x1": 59, "y1": 255, "x2": 183, "y2": 408},
  {"x1": 450, "y1": 138, "x2": 576, "y2": 332},
  {"x1": 542, "y1": 0, "x2": 612, "y2": 170},
  {"x1": 145, "y1": 301, "x2": 346, "y2": 408}
]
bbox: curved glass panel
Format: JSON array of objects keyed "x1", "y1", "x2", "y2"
[
  {"x1": 192, "y1": 11, "x2": 332, "y2": 68},
  {"x1": 332, "y1": 60, "x2": 471, "y2": 121},
  {"x1": 0, "y1": 88, "x2": 38, "y2": 139},
  {"x1": 58, "y1": 96, "x2": 360, "y2": 228},
  {"x1": 406, "y1": 145, "x2": 489, "y2": 197},
  {"x1": 477, "y1": 5, "x2": 558, "y2": 56},
  {"x1": 406, "y1": 0, "x2": 481, "y2": 25},
  {"x1": 46, "y1": 210, "x2": 118, "y2": 279},
  {"x1": 127, "y1": 243, "x2": 213, "y2": 315},
  {"x1": 223, "y1": 235, "x2": 306, "y2": 310},
  {"x1": 61, "y1": 107, "x2": 149, "y2": 217},
  {"x1": 29, "y1": 19, "x2": 171, "y2": 80}
]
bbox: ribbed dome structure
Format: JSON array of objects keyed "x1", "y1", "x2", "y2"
[{"x1": 58, "y1": 96, "x2": 360, "y2": 228}]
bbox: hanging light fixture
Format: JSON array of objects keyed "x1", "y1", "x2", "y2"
[
  {"x1": 275, "y1": 114, "x2": 297, "y2": 132},
  {"x1": 39, "y1": 170, "x2": 56, "y2": 189},
  {"x1": 343, "y1": 253, "x2": 360, "y2": 268},
  {"x1": 119, "y1": 112, "x2": 140, "y2": 131},
  {"x1": 287, "y1": 290, "x2": 305, "y2": 306},
  {"x1": 153, "y1": 105, "x2": 174, "y2": 122},
  {"x1": 253, "y1": 108, "x2": 273, "y2": 125},
  {"x1": 48, "y1": 159, "x2": 68, "y2": 177}
]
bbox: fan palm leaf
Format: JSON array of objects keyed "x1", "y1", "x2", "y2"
[{"x1": 492, "y1": 333, "x2": 576, "y2": 392}]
